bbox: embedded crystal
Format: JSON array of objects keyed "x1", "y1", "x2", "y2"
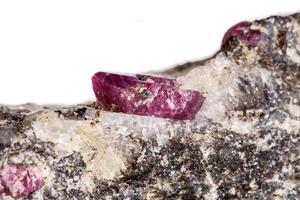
[
  {"x1": 0, "y1": 164, "x2": 44, "y2": 198},
  {"x1": 222, "y1": 21, "x2": 264, "y2": 47},
  {"x1": 92, "y1": 72, "x2": 204, "y2": 120}
]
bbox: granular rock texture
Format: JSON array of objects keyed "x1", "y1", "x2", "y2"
[{"x1": 0, "y1": 13, "x2": 300, "y2": 199}]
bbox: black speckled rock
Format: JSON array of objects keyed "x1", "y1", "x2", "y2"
[{"x1": 0, "y1": 13, "x2": 299, "y2": 200}]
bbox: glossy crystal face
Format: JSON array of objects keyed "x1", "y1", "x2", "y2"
[{"x1": 92, "y1": 72, "x2": 204, "y2": 120}]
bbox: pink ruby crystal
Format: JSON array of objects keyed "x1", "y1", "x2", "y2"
[
  {"x1": 92, "y1": 72, "x2": 204, "y2": 120},
  {"x1": 0, "y1": 163, "x2": 44, "y2": 198},
  {"x1": 222, "y1": 21, "x2": 263, "y2": 47}
]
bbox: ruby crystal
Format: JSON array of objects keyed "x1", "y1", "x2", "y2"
[
  {"x1": 222, "y1": 21, "x2": 263, "y2": 47},
  {"x1": 92, "y1": 72, "x2": 204, "y2": 120},
  {"x1": 0, "y1": 163, "x2": 44, "y2": 198}
]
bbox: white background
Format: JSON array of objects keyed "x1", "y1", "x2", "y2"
[{"x1": 0, "y1": 0, "x2": 299, "y2": 104}]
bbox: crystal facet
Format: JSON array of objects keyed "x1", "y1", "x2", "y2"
[
  {"x1": 92, "y1": 72, "x2": 204, "y2": 120},
  {"x1": 0, "y1": 164, "x2": 44, "y2": 198},
  {"x1": 222, "y1": 21, "x2": 264, "y2": 47}
]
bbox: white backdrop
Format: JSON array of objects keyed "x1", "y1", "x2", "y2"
[{"x1": 0, "y1": 0, "x2": 299, "y2": 104}]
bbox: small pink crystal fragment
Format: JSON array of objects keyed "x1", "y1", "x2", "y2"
[
  {"x1": 222, "y1": 21, "x2": 263, "y2": 47},
  {"x1": 92, "y1": 72, "x2": 204, "y2": 120},
  {"x1": 0, "y1": 181, "x2": 4, "y2": 193},
  {"x1": 0, "y1": 163, "x2": 44, "y2": 198}
]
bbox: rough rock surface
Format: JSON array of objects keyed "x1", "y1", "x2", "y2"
[{"x1": 0, "y1": 13, "x2": 300, "y2": 199}]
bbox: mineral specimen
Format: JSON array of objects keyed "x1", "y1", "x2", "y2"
[
  {"x1": 92, "y1": 72, "x2": 204, "y2": 120},
  {"x1": 0, "y1": 13, "x2": 300, "y2": 199}
]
